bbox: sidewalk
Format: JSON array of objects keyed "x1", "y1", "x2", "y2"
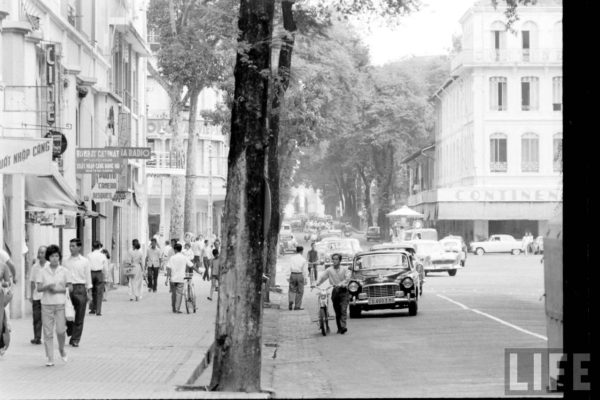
[{"x1": 0, "y1": 273, "x2": 216, "y2": 399}]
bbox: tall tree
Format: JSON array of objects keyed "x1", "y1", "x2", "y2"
[{"x1": 209, "y1": 0, "x2": 274, "y2": 392}]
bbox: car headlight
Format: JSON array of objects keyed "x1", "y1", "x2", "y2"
[
  {"x1": 401, "y1": 278, "x2": 414, "y2": 289},
  {"x1": 348, "y1": 281, "x2": 360, "y2": 293}
]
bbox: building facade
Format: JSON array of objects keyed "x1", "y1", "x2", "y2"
[
  {"x1": 1, "y1": 0, "x2": 149, "y2": 318},
  {"x1": 405, "y1": 0, "x2": 562, "y2": 243},
  {"x1": 145, "y1": 69, "x2": 227, "y2": 241}
]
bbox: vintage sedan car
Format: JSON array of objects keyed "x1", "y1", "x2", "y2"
[
  {"x1": 365, "y1": 226, "x2": 381, "y2": 242},
  {"x1": 370, "y1": 242, "x2": 424, "y2": 294},
  {"x1": 401, "y1": 228, "x2": 438, "y2": 242},
  {"x1": 317, "y1": 238, "x2": 362, "y2": 267},
  {"x1": 439, "y1": 235, "x2": 468, "y2": 267},
  {"x1": 469, "y1": 234, "x2": 523, "y2": 255},
  {"x1": 278, "y1": 233, "x2": 297, "y2": 255},
  {"x1": 348, "y1": 250, "x2": 420, "y2": 318},
  {"x1": 317, "y1": 229, "x2": 343, "y2": 242},
  {"x1": 412, "y1": 240, "x2": 461, "y2": 276}
]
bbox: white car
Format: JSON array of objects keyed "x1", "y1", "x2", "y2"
[
  {"x1": 439, "y1": 236, "x2": 467, "y2": 267},
  {"x1": 280, "y1": 223, "x2": 293, "y2": 236},
  {"x1": 469, "y1": 234, "x2": 523, "y2": 255},
  {"x1": 412, "y1": 240, "x2": 461, "y2": 276}
]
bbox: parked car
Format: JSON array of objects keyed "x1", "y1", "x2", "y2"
[
  {"x1": 402, "y1": 228, "x2": 438, "y2": 242},
  {"x1": 317, "y1": 238, "x2": 362, "y2": 268},
  {"x1": 365, "y1": 226, "x2": 381, "y2": 242},
  {"x1": 439, "y1": 235, "x2": 468, "y2": 267},
  {"x1": 280, "y1": 223, "x2": 293, "y2": 236},
  {"x1": 348, "y1": 250, "x2": 420, "y2": 318},
  {"x1": 317, "y1": 229, "x2": 343, "y2": 242},
  {"x1": 469, "y1": 234, "x2": 523, "y2": 255},
  {"x1": 412, "y1": 240, "x2": 461, "y2": 276},
  {"x1": 278, "y1": 233, "x2": 297, "y2": 255},
  {"x1": 532, "y1": 236, "x2": 544, "y2": 255},
  {"x1": 370, "y1": 242, "x2": 424, "y2": 294}
]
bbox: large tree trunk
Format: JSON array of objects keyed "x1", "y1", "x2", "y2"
[
  {"x1": 357, "y1": 166, "x2": 373, "y2": 227},
  {"x1": 210, "y1": 0, "x2": 274, "y2": 392},
  {"x1": 373, "y1": 144, "x2": 395, "y2": 241},
  {"x1": 169, "y1": 86, "x2": 185, "y2": 241},
  {"x1": 184, "y1": 88, "x2": 201, "y2": 234}
]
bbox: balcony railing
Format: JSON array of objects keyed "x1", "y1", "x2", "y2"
[
  {"x1": 490, "y1": 161, "x2": 507, "y2": 172},
  {"x1": 146, "y1": 151, "x2": 186, "y2": 171},
  {"x1": 521, "y1": 161, "x2": 539, "y2": 172},
  {"x1": 451, "y1": 48, "x2": 562, "y2": 71}
]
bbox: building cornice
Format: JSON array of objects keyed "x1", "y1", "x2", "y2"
[
  {"x1": 2, "y1": 21, "x2": 32, "y2": 35},
  {"x1": 77, "y1": 76, "x2": 98, "y2": 87},
  {"x1": 63, "y1": 65, "x2": 82, "y2": 75}
]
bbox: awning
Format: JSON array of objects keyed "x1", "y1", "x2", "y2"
[
  {"x1": 25, "y1": 165, "x2": 84, "y2": 212},
  {"x1": 386, "y1": 205, "x2": 425, "y2": 218}
]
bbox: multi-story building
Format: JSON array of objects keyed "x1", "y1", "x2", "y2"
[
  {"x1": 1, "y1": 0, "x2": 150, "y2": 318},
  {"x1": 145, "y1": 70, "x2": 228, "y2": 240},
  {"x1": 404, "y1": 0, "x2": 562, "y2": 243}
]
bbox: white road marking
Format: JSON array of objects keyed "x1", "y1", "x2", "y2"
[{"x1": 436, "y1": 294, "x2": 548, "y2": 341}]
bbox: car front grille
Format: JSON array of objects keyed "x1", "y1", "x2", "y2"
[
  {"x1": 433, "y1": 259, "x2": 455, "y2": 265},
  {"x1": 364, "y1": 284, "x2": 399, "y2": 298}
]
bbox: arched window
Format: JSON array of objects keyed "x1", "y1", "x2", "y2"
[
  {"x1": 491, "y1": 21, "x2": 507, "y2": 61},
  {"x1": 521, "y1": 133, "x2": 539, "y2": 172},
  {"x1": 553, "y1": 133, "x2": 563, "y2": 172},
  {"x1": 490, "y1": 77, "x2": 508, "y2": 111},
  {"x1": 490, "y1": 133, "x2": 507, "y2": 172},
  {"x1": 521, "y1": 21, "x2": 538, "y2": 61},
  {"x1": 521, "y1": 76, "x2": 539, "y2": 111}
]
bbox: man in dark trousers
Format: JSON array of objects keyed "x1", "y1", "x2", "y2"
[
  {"x1": 64, "y1": 239, "x2": 92, "y2": 347},
  {"x1": 306, "y1": 242, "x2": 319, "y2": 285},
  {"x1": 312, "y1": 253, "x2": 351, "y2": 334},
  {"x1": 288, "y1": 246, "x2": 308, "y2": 310},
  {"x1": 145, "y1": 238, "x2": 161, "y2": 292},
  {"x1": 87, "y1": 241, "x2": 107, "y2": 315}
]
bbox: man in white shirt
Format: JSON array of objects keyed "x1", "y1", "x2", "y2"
[
  {"x1": 161, "y1": 240, "x2": 174, "y2": 271},
  {"x1": 166, "y1": 243, "x2": 192, "y2": 313},
  {"x1": 201, "y1": 240, "x2": 211, "y2": 281},
  {"x1": 145, "y1": 238, "x2": 161, "y2": 292},
  {"x1": 63, "y1": 238, "x2": 92, "y2": 347},
  {"x1": 288, "y1": 246, "x2": 309, "y2": 311},
  {"x1": 0, "y1": 248, "x2": 16, "y2": 284},
  {"x1": 312, "y1": 253, "x2": 351, "y2": 334},
  {"x1": 29, "y1": 246, "x2": 47, "y2": 345},
  {"x1": 87, "y1": 241, "x2": 108, "y2": 316},
  {"x1": 191, "y1": 236, "x2": 203, "y2": 276}
]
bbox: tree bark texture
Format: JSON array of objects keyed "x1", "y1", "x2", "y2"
[
  {"x1": 266, "y1": 6, "x2": 295, "y2": 292},
  {"x1": 210, "y1": 0, "x2": 274, "y2": 392},
  {"x1": 357, "y1": 165, "x2": 373, "y2": 227},
  {"x1": 169, "y1": 85, "x2": 186, "y2": 241},
  {"x1": 373, "y1": 144, "x2": 395, "y2": 241},
  {"x1": 184, "y1": 88, "x2": 201, "y2": 234}
]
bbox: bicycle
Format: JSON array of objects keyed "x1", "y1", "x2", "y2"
[
  {"x1": 183, "y1": 272, "x2": 197, "y2": 314},
  {"x1": 312, "y1": 285, "x2": 333, "y2": 336}
]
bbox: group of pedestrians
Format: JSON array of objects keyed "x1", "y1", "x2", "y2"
[{"x1": 286, "y1": 243, "x2": 351, "y2": 335}]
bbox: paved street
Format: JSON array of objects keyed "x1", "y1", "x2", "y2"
[
  {"x1": 0, "y1": 273, "x2": 218, "y2": 399},
  {"x1": 270, "y1": 233, "x2": 550, "y2": 397}
]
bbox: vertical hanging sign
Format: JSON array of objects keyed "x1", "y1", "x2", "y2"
[{"x1": 46, "y1": 44, "x2": 56, "y2": 126}]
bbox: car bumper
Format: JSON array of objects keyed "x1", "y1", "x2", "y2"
[
  {"x1": 351, "y1": 296, "x2": 415, "y2": 310},
  {"x1": 424, "y1": 264, "x2": 461, "y2": 272}
]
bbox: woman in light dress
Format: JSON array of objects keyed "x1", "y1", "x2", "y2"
[{"x1": 125, "y1": 239, "x2": 144, "y2": 301}]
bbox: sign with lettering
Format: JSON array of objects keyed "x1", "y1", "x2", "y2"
[
  {"x1": 45, "y1": 130, "x2": 67, "y2": 158},
  {"x1": 107, "y1": 147, "x2": 152, "y2": 159},
  {"x1": 432, "y1": 188, "x2": 562, "y2": 203},
  {"x1": 75, "y1": 148, "x2": 122, "y2": 173},
  {"x1": 0, "y1": 138, "x2": 53, "y2": 175},
  {"x1": 91, "y1": 173, "x2": 118, "y2": 202}
]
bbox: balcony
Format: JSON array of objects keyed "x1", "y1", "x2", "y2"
[
  {"x1": 146, "y1": 151, "x2": 186, "y2": 175},
  {"x1": 451, "y1": 48, "x2": 562, "y2": 72},
  {"x1": 521, "y1": 161, "x2": 539, "y2": 172},
  {"x1": 490, "y1": 162, "x2": 507, "y2": 172}
]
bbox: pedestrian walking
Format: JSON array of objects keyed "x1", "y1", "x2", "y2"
[
  {"x1": 101, "y1": 248, "x2": 112, "y2": 301},
  {"x1": 307, "y1": 242, "x2": 319, "y2": 284},
  {"x1": 312, "y1": 253, "x2": 351, "y2": 334},
  {"x1": 288, "y1": 246, "x2": 308, "y2": 311},
  {"x1": 63, "y1": 238, "x2": 92, "y2": 347},
  {"x1": 0, "y1": 248, "x2": 16, "y2": 284},
  {"x1": 124, "y1": 239, "x2": 145, "y2": 301},
  {"x1": 166, "y1": 243, "x2": 192, "y2": 313},
  {"x1": 161, "y1": 240, "x2": 174, "y2": 274},
  {"x1": 182, "y1": 242, "x2": 194, "y2": 262},
  {"x1": 191, "y1": 236, "x2": 203, "y2": 278},
  {"x1": 0, "y1": 258, "x2": 13, "y2": 356},
  {"x1": 146, "y1": 238, "x2": 161, "y2": 292},
  {"x1": 201, "y1": 240, "x2": 210, "y2": 281},
  {"x1": 29, "y1": 245, "x2": 47, "y2": 344},
  {"x1": 207, "y1": 249, "x2": 220, "y2": 301},
  {"x1": 87, "y1": 241, "x2": 107, "y2": 316},
  {"x1": 36, "y1": 244, "x2": 71, "y2": 366}
]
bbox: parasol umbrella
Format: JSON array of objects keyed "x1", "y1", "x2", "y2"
[{"x1": 386, "y1": 205, "x2": 424, "y2": 218}]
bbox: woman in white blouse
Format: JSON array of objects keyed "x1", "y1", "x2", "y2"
[
  {"x1": 36, "y1": 244, "x2": 72, "y2": 366},
  {"x1": 125, "y1": 239, "x2": 144, "y2": 301}
]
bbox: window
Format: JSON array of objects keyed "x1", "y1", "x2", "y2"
[
  {"x1": 521, "y1": 77, "x2": 539, "y2": 111},
  {"x1": 491, "y1": 21, "x2": 506, "y2": 61},
  {"x1": 521, "y1": 133, "x2": 539, "y2": 172},
  {"x1": 490, "y1": 134, "x2": 507, "y2": 172},
  {"x1": 522, "y1": 30, "x2": 530, "y2": 61},
  {"x1": 553, "y1": 133, "x2": 562, "y2": 172},
  {"x1": 490, "y1": 77, "x2": 507, "y2": 111},
  {"x1": 553, "y1": 77, "x2": 562, "y2": 111}
]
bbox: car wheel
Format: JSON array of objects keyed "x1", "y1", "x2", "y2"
[
  {"x1": 349, "y1": 305, "x2": 362, "y2": 319},
  {"x1": 512, "y1": 249, "x2": 521, "y2": 255},
  {"x1": 448, "y1": 269, "x2": 457, "y2": 276},
  {"x1": 475, "y1": 248, "x2": 485, "y2": 256},
  {"x1": 461, "y1": 260, "x2": 465, "y2": 267},
  {"x1": 408, "y1": 301, "x2": 418, "y2": 316},
  {"x1": 424, "y1": 271, "x2": 429, "y2": 277}
]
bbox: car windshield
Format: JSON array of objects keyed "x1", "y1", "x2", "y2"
[
  {"x1": 441, "y1": 240, "x2": 461, "y2": 251},
  {"x1": 354, "y1": 253, "x2": 410, "y2": 273},
  {"x1": 415, "y1": 242, "x2": 443, "y2": 254}
]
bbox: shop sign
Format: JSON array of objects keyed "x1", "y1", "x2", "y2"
[
  {"x1": 92, "y1": 173, "x2": 118, "y2": 202},
  {"x1": 0, "y1": 137, "x2": 53, "y2": 175},
  {"x1": 444, "y1": 188, "x2": 562, "y2": 202},
  {"x1": 112, "y1": 190, "x2": 131, "y2": 207},
  {"x1": 107, "y1": 147, "x2": 152, "y2": 159},
  {"x1": 76, "y1": 148, "x2": 122, "y2": 173},
  {"x1": 45, "y1": 130, "x2": 67, "y2": 158}
]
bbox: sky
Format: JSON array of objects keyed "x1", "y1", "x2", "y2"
[{"x1": 358, "y1": 0, "x2": 478, "y2": 65}]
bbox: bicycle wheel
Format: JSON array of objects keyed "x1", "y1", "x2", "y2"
[
  {"x1": 319, "y1": 308, "x2": 327, "y2": 336},
  {"x1": 185, "y1": 284, "x2": 193, "y2": 314},
  {"x1": 190, "y1": 284, "x2": 197, "y2": 313}
]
